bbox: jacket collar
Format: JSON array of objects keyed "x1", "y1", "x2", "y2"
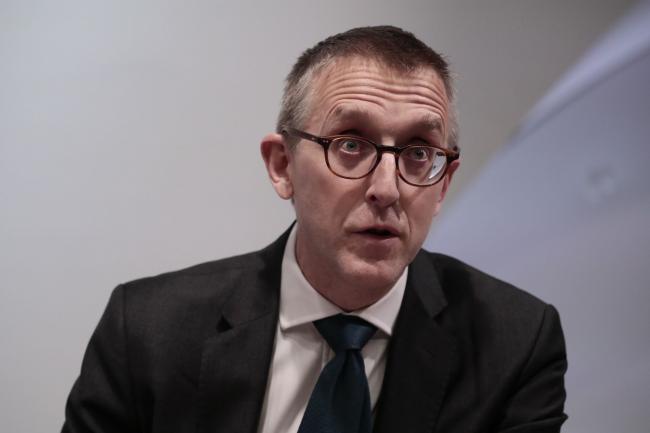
[
  {"x1": 196, "y1": 227, "x2": 290, "y2": 433},
  {"x1": 373, "y1": 249, "x2": 457, "y2": 433}
]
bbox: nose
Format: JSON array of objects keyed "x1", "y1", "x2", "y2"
[{"x1": 365, "y1": 152, "x2": 400, "y2": 207}]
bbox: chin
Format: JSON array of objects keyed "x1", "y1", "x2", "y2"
[{"x1": 340, "y1": 255, "x2": 405, "y2": 292}]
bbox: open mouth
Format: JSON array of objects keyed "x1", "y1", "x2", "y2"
[{"x1": 359, "y1": 228, "x2": 397, "y2": 238}]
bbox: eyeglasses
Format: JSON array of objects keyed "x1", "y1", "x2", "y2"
[{"x1": 282, "y1": 126, "x2": 460, "y2": 187}]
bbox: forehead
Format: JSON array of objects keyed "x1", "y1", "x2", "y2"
[{"x1": 305, "y1": 57, "x2": 449, "y2": 136}]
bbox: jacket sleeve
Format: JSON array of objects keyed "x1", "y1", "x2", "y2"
[
  {"x1": 62, "y1": 285, "x2": 139, "y2": 433},
  {"x1": 497, "y1": 304, "x2": 568, "y2": 433}
]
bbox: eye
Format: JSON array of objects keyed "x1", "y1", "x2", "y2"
[
  {"x1": 403, "y1": 146, "x2": 433, "y2": 161},
  {"x1": 338, "y1": 139, "x2": 363, "y2": 154}
]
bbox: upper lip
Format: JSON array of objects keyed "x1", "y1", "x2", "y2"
[{"x1": 354, "y1": 224, "x2": 401, "y2": 237}]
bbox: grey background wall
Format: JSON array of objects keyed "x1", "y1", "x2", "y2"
[{"x1": 0, "y1": 1, "x2": 640, "y2": 432}]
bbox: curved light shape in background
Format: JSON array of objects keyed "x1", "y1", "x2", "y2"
[{"x1": 426, "y1": 1, "x2": 650, "y2": 432}]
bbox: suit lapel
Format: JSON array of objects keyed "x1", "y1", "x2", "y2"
[
  {"x1": 374, "y1": 251, "x2": 457, "y2": 433},
  {"x1": 197, "y1": 230, "x2": 289, "y2": 433}
]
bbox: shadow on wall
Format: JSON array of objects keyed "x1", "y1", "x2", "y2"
[{"x1": 426, "y1": 2, "x2": 650, "y2": 433}]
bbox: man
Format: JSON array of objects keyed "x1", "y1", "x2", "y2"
[{"x1": 63, "y1": 26, "x2": 567, "y2": 433}]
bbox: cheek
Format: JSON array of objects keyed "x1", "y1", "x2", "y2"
[
  {"x1": 404, "y1": 189, "x2": 442, "y2": 239},
  {"x1": 293, "y1": 169, "x2": 364, "y2": 240},
  {"x1": 291, "y1": 154, "x2": 342, "y2": 223}
]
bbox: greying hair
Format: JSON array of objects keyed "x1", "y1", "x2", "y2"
[{"x1": 277, "y1": 26, "x2": 459, "y2": 151}]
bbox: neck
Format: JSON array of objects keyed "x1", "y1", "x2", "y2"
[{"x1": 315, "y1": 283, "x2": 391, "y2": 312}]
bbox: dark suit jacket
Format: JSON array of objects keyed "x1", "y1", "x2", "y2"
[{"x1": 62, "y1": 229, "x2": 567, "y2": 433}]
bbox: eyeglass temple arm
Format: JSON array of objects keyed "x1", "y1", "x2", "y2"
[{"x1": 282, "y1": 126, "x2": 331, "y2": 146}]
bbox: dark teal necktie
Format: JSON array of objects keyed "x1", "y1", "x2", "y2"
[{"x1": 298, "y1": 314, "x2": 377, "y2": 433}]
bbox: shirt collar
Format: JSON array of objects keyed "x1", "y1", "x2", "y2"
[{"x1": 279, "y1": 224, "x2": 407, "y2": 337}]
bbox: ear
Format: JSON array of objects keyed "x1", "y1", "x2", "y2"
[{"x1": 261, "y1": 133, "x2": 294, "y2": 200}]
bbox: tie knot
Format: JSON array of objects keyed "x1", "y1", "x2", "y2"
[{"x1": 313, "y1": 314, "x2": 377, "y2": 353}]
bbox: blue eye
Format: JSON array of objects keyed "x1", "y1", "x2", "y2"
[{"x1": 340, "y1": 139, "x2": 361, "y2": 153}]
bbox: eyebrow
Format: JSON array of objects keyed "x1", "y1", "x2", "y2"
[
  {"x1": 416, "y1": 114, "x2": 443, "y2": 134},
  {"x1": 327, "y1": 106, "x2": 374, "y2": 127},
  {"x1": 327, "y1": 106, "x2": 443, "y2": 134}
]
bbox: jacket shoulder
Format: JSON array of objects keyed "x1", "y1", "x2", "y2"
[
  {"x1": 121, "y1": 249, "x2": 267, "y2": 295},
  {"x1": 112, "y1": 244, "x2": 279, "y2": 336},
  {"x1": 415, "y1": 250, "x2": 558, "y2": 357},
  {"x1": 119, "y1": 226, "x2": 289, "y2": 300},
  {"x1": 423, "y1": 251, "x2": 548, "y2": 312}
]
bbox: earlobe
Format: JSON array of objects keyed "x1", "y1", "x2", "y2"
[{"x1": 261, "y1": 133, "x2": 294, "y2": 200}]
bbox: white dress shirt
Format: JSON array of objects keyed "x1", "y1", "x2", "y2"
[{"x1": 257, "y1": 225, "x2": 407, "y2": 433}]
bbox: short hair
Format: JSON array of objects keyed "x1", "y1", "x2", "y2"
[{"x1": 277, "y1": 25, "x2": 458, "y2": 150}]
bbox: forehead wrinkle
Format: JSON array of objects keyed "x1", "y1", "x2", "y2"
[
  {"x1": 321, "y1": 76, "x2": 446, "y2": 103},
  {"x1": 318, "y1": 87, "x2": 448, "y2": 131},
  {"x1": 320, "y1": 85, "x2": 446, "y2": 113},
  {"x1": 320, "y1": 68, "x2": 448, "y2": 100},
  {"x1": 315, "y1": 73, "x2": 448, "y2": 112},
  {"x1": 323, "y1": 65, "x2": 441, "y2": 86},
  {"x1": 320, "y1": 88, "x2": 449, "y2": 131}
]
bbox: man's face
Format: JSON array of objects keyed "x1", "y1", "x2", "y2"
[{"x1": 265, "y1": 57, "x2": 458, "y2": 309}]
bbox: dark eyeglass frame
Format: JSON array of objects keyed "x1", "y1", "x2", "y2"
[{"x1": 281, "y1": 126, "x2": 460, "y2": 187}]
